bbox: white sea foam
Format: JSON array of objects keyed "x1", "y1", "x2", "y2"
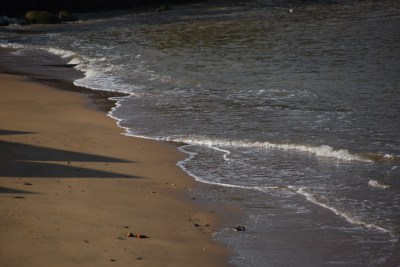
[
  {"x1": 0, "y1": 42, "x2": 25, "y2": 50},
  {"x1": 0, "y1": 44, "x2": 81, "y2": 64},
  {"x1": 177, "y1": 145, "x2": 229, "y2": 186},
  {"x1": 291, "y1": 186, "x2": 393, "y2": 235},
  {"x1": 47, "y1": 47, "x2": 77, "y2": 59},
  {"x1": 42, "y1": 46, "x2": 141, "y2": 94},
  {"x1": 383, "y1": 154, "x2": 400, "y2": 161},
  {"x1": 75, "y1": 66, "x2": 144, "y2": 94},
  {"x1": 177, "y1": 145, "x2": 295, "y2": 193},
  {"x1": 177, "y1": 144, "x2": 263, "y2": 190},
  {"x1": 176, "y1": 145, "x2": 394, "y2": 237},
  {"x1": 172, "y1": 136, "x2": 370, "y2": 162},
  {"x1": 211, "y1": 146, "x2": 231, "y2": 162},
  {"x1": 6, "y1": 43, "x2": 138, "y2": 102},
  {"x1": 368, "y1": 180, "x2": 391, "y2": 189}
]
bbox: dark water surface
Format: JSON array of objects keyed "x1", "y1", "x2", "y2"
[{"x1": 1, "y1": 0, "x2": 400, "y2": 265}]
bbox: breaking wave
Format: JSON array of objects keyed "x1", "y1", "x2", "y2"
[
  {"x1": 172, "y1": 136, "x2": 372, "y2": 162},
  {"x1": 291, "y1": 186, "x2": 395, "y2": 237},
  {"x1": 368, "y1": 180, "x2": 392, "y2": 189}
]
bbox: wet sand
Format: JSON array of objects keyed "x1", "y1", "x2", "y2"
[{"x1": 0, "y1": 73, "x2": 230, "y2": 266}]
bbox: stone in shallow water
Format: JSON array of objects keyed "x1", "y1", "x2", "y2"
[
  {"x1": 25, "y1": 10, "x2": 59, "y2": 24},
  {"x1": 232, "y1": 225, "x2": 246, "y2": 232}
]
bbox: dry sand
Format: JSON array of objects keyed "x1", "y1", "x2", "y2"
[{"x1": 0, "y1": 74, "x2": 230, "y2": 266}]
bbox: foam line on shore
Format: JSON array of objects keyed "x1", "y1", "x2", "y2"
[
  {"x1": 291, "y1": 186, "x2": 396, "y2": 238},
  {"x1": 173, "y1": 136, "x2": 371, "y2": 162}
]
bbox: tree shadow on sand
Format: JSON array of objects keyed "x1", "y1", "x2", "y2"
[
  {"x1": 0, "y1": 187, "x2": 37, "y2": 194},
  {"x1": 0, "y1": 130, "x2": 36, "y2": 136},
  {"x1": 0, "y1": 137, "x2": 139, "y2": 179}
]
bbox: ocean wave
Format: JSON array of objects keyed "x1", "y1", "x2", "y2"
[
  {"x1": 176, "y1": 149, "x2": 395, "y2": 237},
  {"x1": 0, "y1": 43, "x2": 25, "y2": 50},
  {"x1": 44, "y1": 46, "x2": 143, "y2": 94},
  {"x1": 177, "y1": 145, "x2": 239, "y2": 187},
  {"x1": 291, "y1": 186, "x2": 393, "y2": 235},
  {"x1": 172, "y1": 136, "x2": 371, "y2": 162},
  {"x1": 2, "y1": 42, "x2": 145, "y2": 96},
  {"x1": 1, "y1": 43, "x2": 89, "y2": 75},
  {"x1": 368, "y1": 180, "x2": 391, "y2": 189},
  {"x1": 177, "y1": 145, "x2": 291, "y2": 191},
  {"x1": 120, "y1": 130, "x2": 372, "y2": 162},
  {"x1": 47, "y1": 47, "x2": 80, "y2": 60},
  {"x1": 363, "y1": 153, "x2": 400, "y2": 162}
]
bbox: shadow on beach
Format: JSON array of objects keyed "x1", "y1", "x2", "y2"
[{"x1": 0, "y1": 130, "x2": 139, "y2": 180}]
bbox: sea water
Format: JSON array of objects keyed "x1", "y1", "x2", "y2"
[{"x1": 1, "y1": 0, "x2": 400, "y2": 265}]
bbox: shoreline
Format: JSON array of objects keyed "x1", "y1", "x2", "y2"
[
  {"x1": 0, "y1": 47, "x2": 127, "y2": 114},
  {"x1": 0, "y1": 73, "x2": 231, "y2": 266},
  {"x1": 2, "y1": 0, "x2": 204, "y2": 17}
]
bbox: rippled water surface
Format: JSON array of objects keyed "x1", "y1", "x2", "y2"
[{"x1": 1, "y1": 0, "x2": 400, "y2": 265}]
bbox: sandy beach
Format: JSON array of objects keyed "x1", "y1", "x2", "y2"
[{"x1": 0, "y1": 74, "x2": 230, "y2": 266}]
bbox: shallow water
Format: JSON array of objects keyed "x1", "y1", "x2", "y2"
[{"x1": 1, "y1": 0, "x2": 400, "y2": 265}]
